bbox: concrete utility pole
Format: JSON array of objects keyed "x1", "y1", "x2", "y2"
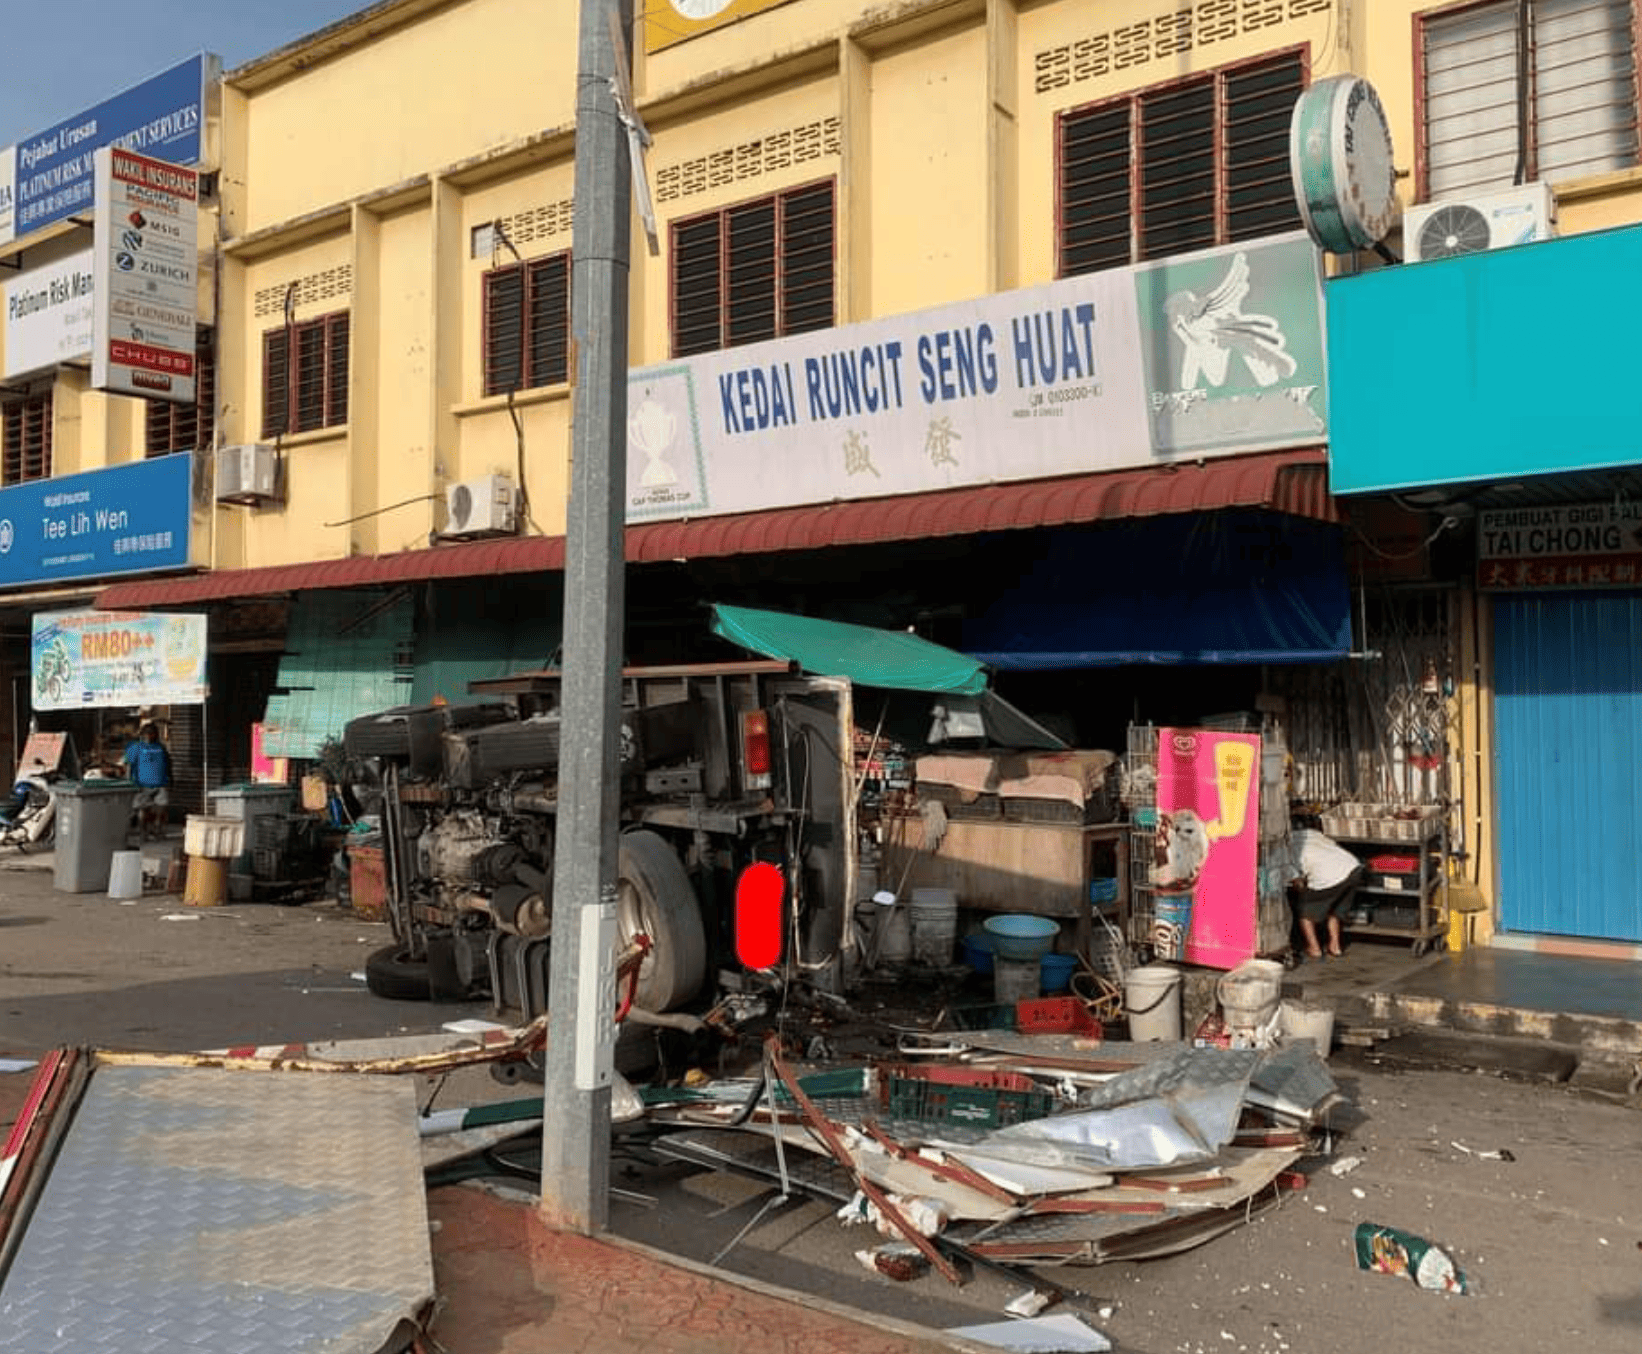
[{"x1": 540, "y1": 0, "x2": 635, "y2": 1232}]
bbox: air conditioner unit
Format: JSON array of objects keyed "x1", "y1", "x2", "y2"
[
  {"x1": 1404, "y1": 181, "x2": 1556, "y2": 263},
  {"x1": 214, "y1": 444, "x2": 282, "y2": 505},
  {"x1": 444, "y1": 474, "x2": 518, "y2": 538}
]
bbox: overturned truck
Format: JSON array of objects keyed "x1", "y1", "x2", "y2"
[
  {"x1": 347, "y1": 605, "x2": 1063, "y2": 1024},
  {"x1": 349, "y1": 659, "x2": 860, "y2": 1016}
]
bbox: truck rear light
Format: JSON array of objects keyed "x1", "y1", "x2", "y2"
[
  {"x1": 734, "y1": 861, "x2": 784, "y2": 970},
  {"x1": 742, "y1": 710, "x2": 772, "y2": 778}
]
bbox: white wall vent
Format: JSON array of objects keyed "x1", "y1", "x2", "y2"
[
  {"x1": 1404, "y1": 182, "x2": 1556, "y2": 263},
  {"x1": 444, "y1": 474, "x2": 518, "y2": 538},
  {"x1": 214, "y1": 444, "x2": 282, "y2": 505}
]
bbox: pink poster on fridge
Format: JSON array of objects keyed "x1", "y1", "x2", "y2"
[{"x1": 1151, "y1": 727, "x2": 1261, "y2": 970}]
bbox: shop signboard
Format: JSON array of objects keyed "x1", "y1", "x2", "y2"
[
  {"x1": 644, "y1": 0, "x2": 792, "y2": 52},
  {"x1": 91, "y1": 148, "x2": 198, "y2": 403},
  {"x1": 1478, "y1": 501, "x2": 1642, "y2": 591},
  {"x1": 3, "y1": 250, "x2": 95, "y2": 379},
  {"x1": 0, "y1": 144, "x2": 14, "y2": 243},
  {"x1": 31, "y1": 608, "x2": 206, "y2": 710},
  {"x1": 2, "y1": 53, "x2": 211, "y2": 246},
  {"x1": 624, "y1": 231, "x2": 1327, "y2": 524},
  {"x1": 0, "y1": 454, "x2": 192, "y2": 588},
  {"x1": 1151, "y1": 727, "x2": 1261, "y2": 972}
]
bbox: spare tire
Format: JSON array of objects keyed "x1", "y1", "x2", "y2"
[
  {"x1": 617, "y1": 830, "x2": 707, "y2": 1012},
  {"x1": 365, "y1": 944, "x2": 433, "y2": 1001}
]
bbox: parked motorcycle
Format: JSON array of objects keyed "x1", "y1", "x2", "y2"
[{"x1": 0, "y1": 769, "x2": 58, "y2": 852}]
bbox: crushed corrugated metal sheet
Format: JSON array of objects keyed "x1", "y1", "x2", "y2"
[{"x1": 642, "y1": 1035, "x2": 1333, "y2": 1274}]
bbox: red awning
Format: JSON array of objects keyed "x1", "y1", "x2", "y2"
[{"x1": 94, "y1": 448, "x2": 1332, "y2": 609}]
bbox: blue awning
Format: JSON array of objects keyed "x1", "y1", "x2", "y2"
[{"x1": 960, "y1": 514, "x2": 1352, "y2": 668}]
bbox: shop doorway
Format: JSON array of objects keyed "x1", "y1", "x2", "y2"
[{"x1": 1494, "y1": 592, "x2": 1642, "y2": 943}]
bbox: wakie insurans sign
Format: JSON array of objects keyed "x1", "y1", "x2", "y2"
[
  {"x1": 0, "y1": 53, "x2": 212, "y2": 247},
  {"x1": 92, "y1": 147, "x2": 199, "y2": 404}
]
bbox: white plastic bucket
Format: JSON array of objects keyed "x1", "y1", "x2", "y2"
[
  {"x1": 994, "y1": 956, "x2": 1041, "y2": 1005},
  {"x1": 108, "y1": 849, "x2": 143, "y2": 901},
  {"x1": 1279, "y1": 1000, "x2": 1336, "y2": 1053},
  {"x1": 1125, "y1": 963, "x2": 1183, "y2": 1041},
  {"x1": 909, "y1": 887, "x2": 959, "y2": 966},
  {"x1": 1217, "y1": 958, "x2": 1284, "y2": 1029},
  {"x1": 872, "y1": 890, "x2": 912, "y2": 964}
]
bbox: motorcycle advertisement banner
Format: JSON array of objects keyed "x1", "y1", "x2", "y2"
[{"x1": 31, "y1": 609, "x2": 206, "y2": 709}]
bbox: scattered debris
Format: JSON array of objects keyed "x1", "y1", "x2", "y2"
[
  {"x1": 1451, "y1": 1141, "x2": 1516, "y2": 1162},
  {"x1": 1354, "y1": 1222, "x2": 1468, "y2": 1295},
  {"x1": 945, "y1": 1311, "x2": 1112, "y2": 1352},
  {"x1": 649, "y1": 1035, "x2": 1337, "y2": 1273},
  {"x1": 1328, "y1": 1155, "x2": 1363, "y2": 1177}
]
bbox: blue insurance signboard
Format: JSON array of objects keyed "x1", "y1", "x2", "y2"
[
  {"x1": 2, "y1": 53, "x2": 212, "y2": 245},
  {"x1": 0, "y1": 455, "x2": 192, "y2": 588}
]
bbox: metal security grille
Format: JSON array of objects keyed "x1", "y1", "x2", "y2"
[
  {"x1": 1422, "y1": 0, "x2": 1639, "y2": 196},
  {"x1": 670, "y1": 180, "x2": 835, "y2": 358},
  {"x1": 145, "y1": 347, "x2": 215, "y2": 457},
  {"x1": 482, "y1": 253, "x2": 570, "y2": 396},
  {"x1": 1058, "y1": 49, "x2": 1305, "y2": 275},
  {"x1": 261, "y1": 311, "x2": 350, "y2": 438},
  {"x1": 1, "y1": 392, "x2": 52, "y2": 484}
]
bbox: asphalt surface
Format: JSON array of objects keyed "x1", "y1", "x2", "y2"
[{"x1": 2, "y1": 856, "x2": 1640, "y2": 1352}]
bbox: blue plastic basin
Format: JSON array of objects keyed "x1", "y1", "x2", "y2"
[{"x1": 983, "y1": 913, "x2": 1060, "y2": 961}]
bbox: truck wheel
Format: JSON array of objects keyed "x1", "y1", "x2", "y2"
[
  {"x1": 618, "y1": 830, "x2": 706, "y2": 1012},
  {"x1": 365, "y1": 944, "x2": 433, "y2": 1001}
]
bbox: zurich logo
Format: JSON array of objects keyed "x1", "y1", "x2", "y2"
[{"x1": 0, "y1": 519, "x2": 12, "y2": 554}]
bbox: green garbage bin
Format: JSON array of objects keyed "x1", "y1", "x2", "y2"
[{"x1": 53, "y1": 782, "x2": 140, "y2": 894}]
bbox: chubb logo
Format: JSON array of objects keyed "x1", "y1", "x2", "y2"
[{"x1": 0, "y1": 519, "x2": 13, "y2": 554}]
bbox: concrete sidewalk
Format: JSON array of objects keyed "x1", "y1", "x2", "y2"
[{"x1": 425, "y1": 1184, "x2": 967, "y2": 1354}]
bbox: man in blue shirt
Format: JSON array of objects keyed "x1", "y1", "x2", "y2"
[{"x1": 123, "y1": 723, "x2": 172, "y2": 840}]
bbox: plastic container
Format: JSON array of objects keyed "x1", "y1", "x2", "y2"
[
  {"x1": 960, "y1": 930, "x2": 996, "y2": 975},
  {"x1": 53, "y1": 782, "x2": 140, "y2": 894},
  {"x1": 1040, "y1": 951, "x2": 1079, "y2": 993},
  {"x1": 184, "y1": 814, "x2": 245, "y2": 859},
  {"x1": 107, "y1": 850, "x2": 143, "y2": 900},
  {"x1": 1016, "y1": 996, "x2": 1101, "y2": 1036},
  {"x1": 994, "y1": 956, "x2": 1041, "y2": 1004},
  {"x1": 349, "y1": 844, "x2": 387, "y2": 922},
  {"x1": 207, "y1": 784, "x2": 296, "y2": 873},
  {"x1": 1088, "y1": 877, "x2": 1119, "y2": 906},
  {"x1": 984, "y1": 913, "x2": 1059, "y2": 961},
  {"x1": 872, "y1": 890, "x2": 912, "y2": 964},
  {"x1": 1279, "y1": 999, "x2": 1335, "y2": 1052},
  {"x1": 183, "y1": 855, "x2": 228, "y2": 907},
  {"x1": 909, "y1": 887, "x2": 959, "y2": 966},
  {"x1": 1125, "y1": 963, "x2": 1183, "y2": 1041},
  {"x1": 1218, "y1": 958, "x2": 1285, "y2": 1029}
]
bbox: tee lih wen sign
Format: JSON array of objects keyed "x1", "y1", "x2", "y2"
[
  {"x1": 1478, "y1": 502, "x2": 1642, "y2": 591},
  {"x1": 91, "y1": 147, "x2": 198, "y2": 403}
]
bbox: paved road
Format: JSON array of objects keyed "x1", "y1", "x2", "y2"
[{"x1": 2, "y1": 858, "x2": 1639, "y2": 1352}]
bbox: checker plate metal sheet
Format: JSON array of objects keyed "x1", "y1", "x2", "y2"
[{"x1": 0, "y1": 1065, "x2": 433, "y2": 1353}]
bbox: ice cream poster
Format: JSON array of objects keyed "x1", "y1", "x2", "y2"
[
  {"x1": 1151, "y1": 728, "x2": 1261, "y2": 970},
  {"x1": 31, "y1": 609, "x2": 207, "y2": 710}
]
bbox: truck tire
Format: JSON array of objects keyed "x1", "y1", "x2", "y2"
[
  {"x1": 365, "y1": 944, "x2": 433, "y2": 1001},
  {"x1": 618, "y1": 830, "x2": 707, "y2": 1012}
]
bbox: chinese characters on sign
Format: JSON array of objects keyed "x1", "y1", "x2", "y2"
[{"x1": 1477, "y1": 502, "x2": 1642, "y2": 592}]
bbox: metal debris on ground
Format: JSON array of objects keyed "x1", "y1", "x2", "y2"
[
  {"x1": 1450, "y1": 1141, "x2": 1516, "y2": 1162},
  {"x1": 643, "y1": 1029, "x2": 1339, "y2": 1281}
]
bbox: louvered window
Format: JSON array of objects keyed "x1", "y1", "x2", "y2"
[
  {"x1": 1421, "y1": 0, "x2": 1638, "y2": 197},
  {"x1": 2, "y1": 393, "x2": 52, "y2": 485},
  {"x1": 145, "y1": 347, "x2": 215, "y2": 457},
  {"x1": 482, "y1": 253, "x2": 570, "y2": 396},
  {"x1": 261, "y1": 312, "x2": 350, "y2": 438},
  {"x1": 1058, "y1": 50, "x2": 1305, "y2": 276},
  {"x1": 670, "y1": 180, "x2": 835, "y2": 357}
]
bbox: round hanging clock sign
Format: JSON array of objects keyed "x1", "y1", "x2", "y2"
[{"x1": 1289, "y1": 74, "x2": 1398, "y2": 253}]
